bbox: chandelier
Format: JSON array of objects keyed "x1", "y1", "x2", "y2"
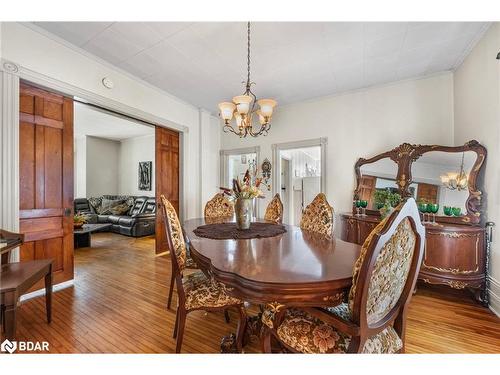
[
  {"x1": 440, "y1": 152, "x2": 468, "y2": 191},
  {"x1": 218, "y1": 22, "x2": 277, "y2": 138}
]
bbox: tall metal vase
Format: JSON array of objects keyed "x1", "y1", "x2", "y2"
[{"x1": 235, "y1": 198, "x2": 253, "y2": 230}]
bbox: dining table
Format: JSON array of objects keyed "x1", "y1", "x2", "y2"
[{"x1": 183, "y1": 218, "x2": 362, "y2": 353}]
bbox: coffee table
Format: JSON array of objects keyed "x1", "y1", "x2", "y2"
[{"x1": 74, "y1": 223, "x2": 112, "y2": 248}]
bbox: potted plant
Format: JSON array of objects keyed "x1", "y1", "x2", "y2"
[
  {"x1": 74, "y1": 213, "x2": 87, "y2": 229},
  {"x1": 374, "y1": 189, "x2": 401, "y2": 217},
  {"x1": 220, "y1": 169, "x2": 265, "y2": 230}
]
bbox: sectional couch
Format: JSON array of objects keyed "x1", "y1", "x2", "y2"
[{"x1": 74, "y1": 195, "x2": 156, "y2": 237}]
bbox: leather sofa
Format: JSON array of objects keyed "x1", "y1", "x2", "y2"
[{"x1": 74, "y1": 195, "x2": 156, "y2": 237}]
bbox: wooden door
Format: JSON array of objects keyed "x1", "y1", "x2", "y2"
[
  {"x1": 416, "y1": 183, "x2": 439, "y2": 204},
  {"x1": 19, "y1": 83, "x2": 74, "y2": 285},
  {"x1": 359, "y1": 175, "x2": 377, "y2": 207},
  {"x1": 155, "y1": 127, "x2": 180, "y2": 255}
]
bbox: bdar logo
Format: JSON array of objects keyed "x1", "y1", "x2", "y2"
[{"x1": 1, "y1": 339, "x2": 17, "y2": 354}]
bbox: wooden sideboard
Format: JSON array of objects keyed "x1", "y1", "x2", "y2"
[{"x1": 340, "y1": 213, "x2": 487, "y2": 305}]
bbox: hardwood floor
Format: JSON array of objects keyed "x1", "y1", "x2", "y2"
[{"x1": 4, "y1": 232, "x2": 500, "y2": 353}]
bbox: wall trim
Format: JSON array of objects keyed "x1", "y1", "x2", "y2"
[
  {"x1": 488, "y1": 275, "x2": 500, "y2": 317},
  {"x1": 19, "y1": 280, "x2": 74, "y2": 302},
  {"x1": 0, "y1": 70, "x2": 20, "y2": 262},
  {"x1": 0, "y1": 58, "x2": 189, "y2": 134}
]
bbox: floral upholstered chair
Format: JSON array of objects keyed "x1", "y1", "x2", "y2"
[
  {"x1": 165, "y1": 203, "x2": 199, "y2": 310},
  {"x1": 262, "y1": 198, "x2": 425, "y2": 354},
  {"x1": 160, "y1": 195, "x2": 247, "y2": 353},
  {"x1": 300, "y1": 193, "x2": 334, "y2": 238},
  {"x1": 204, "y1": 193, "x2": 234, "y2": 219},
  {"x1": 264, "y1": 194, "x2": 284, "y2": 224}
]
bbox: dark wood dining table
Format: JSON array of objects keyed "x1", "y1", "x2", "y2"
[{"x1": 183, "y1": 218, "x2": 362, "y2": 352}]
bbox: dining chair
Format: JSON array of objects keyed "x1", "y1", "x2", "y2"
[
  {"x1": 300, "y1": 193, "x2": 334, "y2": 238},
  {"x1": 166, "y1": 225, "x2": 199, "y2": 310},
  {"x1": 160, "y1": 195, "x2": 247, "y2": 353},
  {"x1": 262, "y1": 198, "x2": 425, "y2": 353},
  {"x1": 264, "y1": 194, "x2": 284, "y2": 224},
  {"x1": 204, "y1": 193, "x2": 234, "y2": 218}
]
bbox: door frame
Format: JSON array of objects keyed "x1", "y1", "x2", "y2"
[
  {"x1": 1, "y1": 62, "x2": 188, "y2": 261},
  {"x1": 220, "y1": 146, "x2": 261, "y2": 214},
  {"x1": 271, "y1": 138, "x2": 328, "y2": 200}
]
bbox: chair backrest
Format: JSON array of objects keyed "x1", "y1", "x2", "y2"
[
  {"x1": 160, "y1": 195, "x2": 188, "y2": 273},
  {"x1": 348, "y1": 198, "x2": 425, "y2": 332},
  {"x1": 264, "y1": 194, "x2": 284, "y2": 224},
  {"x1": 204, "y1": 193, "x2": 234, "y2": 218},
  {"x1": 299, "y1": 193, "x2": 334, "y2": 238}
]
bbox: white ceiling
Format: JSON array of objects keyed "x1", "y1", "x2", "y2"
[
  {"x1": 74, "y1": 102, "x2": 154, "y2": 141},
  {"x1": 33, "y1": 22, "x2": 489, "y2": 112}
]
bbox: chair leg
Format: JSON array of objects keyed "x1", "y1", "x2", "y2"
[
  {"x1": 175, "y1": 310, "x2": 187, "y2": 354},
  {"x1": 224, "y1": 309, "x2": 230, "y2": 323},
  {"x1": 235, "y1": 306, "x2": 247, "y2": 353},
  {"x1": 167, "y1": 272, "x2": 175, "y2": 310},
  {"x1": 261, "y1": 329, "x2": 272, "y2": 353},
  {"x1": 173, "y1": 309, "x2": 179, "y2": 339},
  {"x1": 44, "y1": 270, "x2": 53, "y2": 323}
]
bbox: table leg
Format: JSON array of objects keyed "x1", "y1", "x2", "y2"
[
  {"x1": 74, "y1": 232, "x2": 91, "y2": 248},
  {"x1": 45, "y1": 265, "x2": 53, "y2": 323},
  {"x1": 220, "y1": 311, "x2": 263, "y2": 353}
]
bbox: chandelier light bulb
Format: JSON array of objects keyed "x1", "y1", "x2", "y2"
[
  {"x1": 257, "y1": 99, "x2": 277, "y2": 118},
  {"x1": 232, "y1": 95, "x2": 252, "y2": 115},
  {"x1": 218, "y1": 102, "x2": 236, "y2": 123}
]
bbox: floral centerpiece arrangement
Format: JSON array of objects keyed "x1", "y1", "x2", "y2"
[{"x1": 220, "y1": 169, "x2": 265, "y2": 230}]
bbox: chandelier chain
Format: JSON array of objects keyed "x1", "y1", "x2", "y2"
[{"x1": 246, "y1": 21, "x2": 251, "y2": 90}]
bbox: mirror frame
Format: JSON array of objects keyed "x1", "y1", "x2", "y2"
[{"x1": 354, "y1": 140, "x2": 487, "y2": 225}]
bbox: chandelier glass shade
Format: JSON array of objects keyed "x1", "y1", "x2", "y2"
[
  {"x1": 218, "y1": 22, "x2": 277, "y2": 138},
  {"x1": 440, "y1": 152, "x2": 469, "y2": 191}
]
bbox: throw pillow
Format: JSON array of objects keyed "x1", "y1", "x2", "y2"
[
  {"x1": 88, "y1": 197, "x2": 102, "y2": 214},
  {"x1": 109, "y1": 202, "x2": 131, "y2": 215},
  {"x1": 99, "y1": 198, "x2": 125, "y2": 215}
]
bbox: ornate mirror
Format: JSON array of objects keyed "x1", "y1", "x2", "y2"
[
  {"x1": 356, "y1": 157, "x2": 400, "y2": 211},
  {"x1": 354, "y1": 140, "x2": 486, "y2": 224}
]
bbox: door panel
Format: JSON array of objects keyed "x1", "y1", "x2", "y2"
[
  {"x1": 155, "y1": 127, "x2": 180, "y2": 255},
  {"x1": 19, "y1": 82, "x2": 74, "y2": 285}
]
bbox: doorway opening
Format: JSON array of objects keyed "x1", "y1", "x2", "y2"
[
  {"x1": 220, "y1": 146, "x2": 260, "y2": 216},
  {"x1": 272, "y1": 139, "x2": 327, "y2": 225},
  {"x1": 18, "y1": 81, "x2": 182, "y2": 289},
  {"x1": 73, "y1": 102, "x2": 157, "y2": 253}
]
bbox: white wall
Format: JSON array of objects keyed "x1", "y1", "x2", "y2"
[
  {"x1": 453, "y1": 23, "x2": 500, "y2": 315},
  {"x1": 74, "y1": 137, "x2": 87, "y2": 198},
  {"x1": 199, "y1": 111, "x2": 222, "y2": 205},
  {"x1": 1, "y1": 22, "x2": 220, "y2": 219},
  {"x1": 118, "y1": 134, "x2": 155, "y2": 196},
  {"x1": 85, "y1": 136, "x2": 120, "y2": 197},
  {"x1": 221, "y1": 73, "x2": 455, "y2": 220}
]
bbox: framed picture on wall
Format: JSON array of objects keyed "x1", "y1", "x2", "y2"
[{"x1": 138, "y1": 161, "x2": 152, "y2": 191}]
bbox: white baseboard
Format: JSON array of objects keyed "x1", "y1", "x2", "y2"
[
  {"x1": 19, "y1": 280, "x2": 74, "y2": 302},
  {"x1": 488, "y1": 276, "x2": 500, "y2": 317}
]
